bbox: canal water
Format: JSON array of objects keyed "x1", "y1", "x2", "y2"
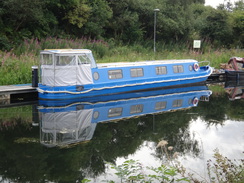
[{"x1": 0, "y1": 84, "x2": 243, "y2": 183}]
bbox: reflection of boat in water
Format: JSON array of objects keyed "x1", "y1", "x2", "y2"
[
  {"x1": 226, "y1": 87, "x2": 244, "y2": 100},
  {"x1": 38, "y1": 85, "x2": 212, "y2": 147}
]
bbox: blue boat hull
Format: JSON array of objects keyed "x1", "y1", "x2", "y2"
[
  {"x1": 38, "y1": 75, "x2": 210, "y2": 100},
  {"x1": 39, "y1": 84, "x2": 209, "y2": 107}
]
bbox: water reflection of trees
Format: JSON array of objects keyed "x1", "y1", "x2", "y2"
[
  {"x1": 194, "y1": 91, "x2": 244, "y2": 127},
  {"x1": 0, "y1": 107, "x2": 201, "y2": 182},
  {"x1": 0, "y1": 106, "x2": 32, "y2": 131},
  {"x1": 152, "y1": 110, "x2": 200, "y2": 159},
  {"x1": 0, "y1": 93, "x2": 243, "y2": 182}
]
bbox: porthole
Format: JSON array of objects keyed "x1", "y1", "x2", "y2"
[
  {"x1": 93, "y1": 111, "x2": 99, "y2": 119},
  {"x1": 93, "y1": 72, "x2": 99, "y2": 80}
]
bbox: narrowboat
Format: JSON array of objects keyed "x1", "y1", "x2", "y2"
[
  {"x1": 37, "y1": 49, "x2": 213, "y2": 100},
  {"x1": 38, "y1": 85, "x2": 212, "y2": 147}
]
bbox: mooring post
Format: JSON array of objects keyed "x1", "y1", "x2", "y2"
[{"x1": 32, "y1": 66, "x2": 38, "y2": 87}]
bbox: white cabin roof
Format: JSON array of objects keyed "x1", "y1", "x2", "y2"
[
  {"x1": 97, "y1": 59, "x2": 197, "y2": 68},
  {"x1": 41, "y1": 49, "x2": 92, "y2": 54}
]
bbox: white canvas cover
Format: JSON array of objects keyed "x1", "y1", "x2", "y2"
[
  {"x1": 40, "y1": 49, "x2": 95, "y2": 86},
  {"x1": 41, "y1": 109, "x2": 97, "y2": 146},
  {"x1": 41, "y1": 65, "x2": 93, "y2": 86}
]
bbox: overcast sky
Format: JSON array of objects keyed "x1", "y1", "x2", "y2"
[{"x1": 205, "y1": 0, "x2": 240, "y2": 8}]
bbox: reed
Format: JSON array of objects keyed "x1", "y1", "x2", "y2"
[
  {"x1": 101, "y1": 46, "x2": 243, "y2": 69},
  {"x1": 0, "y1": 37, "x2": 243, "y2": 85},
  {"x1": 0, "y1": 51, "x2": 38, "y2": 85},
  {"x1": 13, "y1": 37, "x2": 110, "y2": 58}
]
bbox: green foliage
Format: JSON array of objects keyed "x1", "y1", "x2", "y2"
[
  {"x1": 82, "y1": 149, "x2": 243, "y2": 183},
  {"x1": 148, "y1": 165, "x2": 190, "y2": 182},
  {"x1": 105, "y1": 159, "x2": 190, "y2": 182},
  {"x1": 0, "y1": 0, "x2": 243, "y2": 49},
  {"x1": 109, "y1": 159, "x2": 145, "y2": 182},
  {"x1": 0, "y1": 0, "x2": 57, "y2": 45},
  {"x1": 200, "y1": 8, "x2": 233, "y2": 46},
  {"x1": 231, "y1": 10, "x2": 244, "y2": 47},
  {"x1": 0, "y1": 51, "x2": 37, "y2": 85},
  {"x1": 81, "y1": 179, "x2": 91, "y2": 183},
  {"x1": 207, "y1": 149, "x2": 244, "y2": 183},
  {"x1": 64, "y1": 2, "x2": 91, "y2": 28},
  {"x1": 82, "y1": 0, "x2": 112, "y2": 38}
]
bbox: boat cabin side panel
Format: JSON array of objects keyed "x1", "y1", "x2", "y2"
[{"x1": 91, "y1": 61, "x2": 199, "y2": 85}]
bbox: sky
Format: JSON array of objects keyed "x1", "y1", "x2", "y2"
[{"x1": 205, "y1": 0, "x2": 240, "y2": 8}]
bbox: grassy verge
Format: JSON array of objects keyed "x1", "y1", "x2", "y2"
[{"x1": 0, "y1": 38, "x2": 243, "y2": 85}]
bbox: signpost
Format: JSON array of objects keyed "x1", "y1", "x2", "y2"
[{"x1": 193, "y1": 40, "x2": 201, "y2": 49}]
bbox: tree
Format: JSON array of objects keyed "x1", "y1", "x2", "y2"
[
  {"x1": 1, "y1": 0, "x2": 57, "y2": 38},
  {"x1": 105, "y1": 0, "x2": 144, "y2": 42},
  {"x1": 199, "y1": 8, "x2": 233, "y2": 46},
  {"x1": 231, "y1": 1, "x2": 244, "y2": 47},
  {"x1": 82, "y1": 0, "x2": 112, "y2": 39},
  {"x1": 45, "y1": 0, "x2": 91, "y2": 35}
]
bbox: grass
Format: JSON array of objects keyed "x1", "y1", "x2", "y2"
[
  {"x1": 0, "y1": 52, "x2": 38, "y2": 85},
  {"x1": 0, "y1": 37, "x2": 243, "y2": 85}
]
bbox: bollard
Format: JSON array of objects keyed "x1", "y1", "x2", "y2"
[{"x1": 32, "y1": 66, "x2": 38, "y2": 87}]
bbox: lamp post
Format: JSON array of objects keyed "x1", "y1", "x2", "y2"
[{"x1": 154, "y1": 9, "x2": 160, "y2": 53}]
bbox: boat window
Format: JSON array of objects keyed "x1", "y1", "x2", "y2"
[
  {"x1": 56, "y1": 56, "x2": 76, "y2": 66},
  {"x1": 156, "y1": 66, "x2": 167, "y2": 75},
  {"x1": 172, "y1": 99, "x2": 183, "y2": 107},
  {"x1": 155, "y1": 101, "x2": 167, "y2": 110},
  {"x1": 93, "y1": 111, "x2": 99, "y2": 119},
  {"x1": 130, "y1": 104, "x2": 143, "y2": 114},
  {"x1": 41, "y1": 54, "x2": 53, "y2": 65},
  {"x1": 189, "y1": 65, "x2": 193, "y2": 71},
  {"x1": 130, "y1": 68, "x2": 144, "y2": 77},
  {"x1": 188, "y1": 98, "x2": 193, "y2": 105},
  {"x1": 108, "y1": 107, "x2": 123, "y2": 117},
  {"x1": 108, "y1": 70, "x2": 123, "y2": 79},
  {"x1": 173, "y1": 65, "x2": 184, "y2": 73},
  {"x1": 78, "y1": 55, "x2": 91, "y2": 64},
  {"x1": 93, "y1": 72, "x2": 99, "y2": 80}
]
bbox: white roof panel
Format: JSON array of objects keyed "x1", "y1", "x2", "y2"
[{"x1": 41, "y1": 49, "x2": 92, "y2": 54}]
